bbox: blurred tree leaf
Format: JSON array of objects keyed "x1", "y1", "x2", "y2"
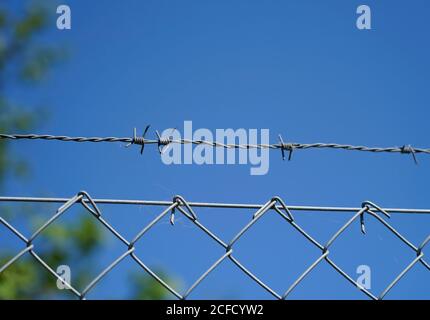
[
  {"x1": 71, "y1": 216, "x2": 103, "y2": 255},
  {"x1": 0, "y1": 1, "x2": 174, "y2": 300},
  {"x1": 14, "y1": 7, "x2": 46, "y2": 40},
  {"x1": 130, "y1": 270, "x2": 173, "y2": 300},
  {"x1": 0, "y1": 258, "x2": 38, "y2": 299},
  {"x1": 0, "y1": 10, "x2": 7, "y2": 29}
]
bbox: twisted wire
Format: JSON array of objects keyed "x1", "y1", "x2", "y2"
[
  {"x1": 0, "y1": 133, "x2": 132, "y2": 144},
  {"x1": 1, "y1": 132, "x2": 429, "y2": 157}
]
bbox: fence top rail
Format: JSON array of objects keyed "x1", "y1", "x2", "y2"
[{"x1": 0, "y1": 196, "x2": 429, "y2": 214}]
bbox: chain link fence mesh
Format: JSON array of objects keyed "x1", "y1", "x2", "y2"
[{"x1": 1, "y1": 191, "x2": 429, "y2": 300}]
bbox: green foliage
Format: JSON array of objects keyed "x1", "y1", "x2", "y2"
[
  {"x1": 21, "y1": 47, "x2": 65, "y2": 81},
  {"x1": 0, "y1": 2, "x2": 174, "y2": 300},
  {"x1": 0, "y1": 5, "x2": 62, "y2": 80},
  {"x1": 0, "y1": 101, "x2": 34, "y2": 183},
  {"x1": 130, "y1": 270, "x2": 180, "y2": 300},
  {"x1": 0, "y1": 2, "x2": 103, "y2": 300},
  {"x1": 0, "y1": 258, "x2": 38, "y2": 299},
  {"x1": 0, "y1": 2, "x2": 56, "y2": 185},
  {"x1": 14, "y1": 7, "x2": 47, "y2": 40},
  {"x1": 0, "y1": 212, "x2": 103, "y2": 299},
  {"x1": 0, "y1": 11, "x2": 6, "y2": 28}
]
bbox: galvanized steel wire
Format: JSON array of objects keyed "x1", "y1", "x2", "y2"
[
  {"x1": 1, "y1": 130, "x2": 429, "y2": 162},
  {"x1": 1, "y1": 192, "x2": 429, "y2": 300}
]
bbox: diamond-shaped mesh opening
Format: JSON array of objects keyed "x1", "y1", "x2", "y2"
[
  {"x1": 291, "y1": 210, "x2": 351, "y2": 243},
  {"x1": 1, "y1": 202, "x2": 52, "y2": 244},
  {"x1": 326, "y1": 212, "x2": 422, "y2": 299},
  {"x1": 229, "y1": 208, "x2": 323, "y2": 297},
  {"x1": 0, "y1": 203, "x2": 60, "y2": 299},
  {"x1": 1, "y1": 194, "x2": 429, "y2": 299},
  {"x1": 190, "y1": 207, "x2": 255, "y2": 241},
  {"x1": 131, "y1": 205, "x2": 227, "y2": 298},
  {"x1": 94, "y1": 204, "x2": 168, "y2": 240},
  {"x1": 76, "y1": 203, "x2": 183, "y2": 299},
  {"x1": 82, "y1": 254, "x2": 179, "y2": 300},
  {"x1": 380, "y1": 258, "x2": 430, "y2": 299},
  {"x1": 185, "y1": 255, "x2": 280, "y2": 300},
  {"x1": 28, "y1": 201, "x2": 131, "y2": 298},
  {"x1": 284, "y1": 259, "x2": 367, "y2": 300}
]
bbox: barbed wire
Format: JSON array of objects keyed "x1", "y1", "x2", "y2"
[
  {"x1": 1, "y1": 191, "x2": 429, "y2": 299},
  {"x1": 1, "y1": 127, "x2": 429, "y2": 163}
]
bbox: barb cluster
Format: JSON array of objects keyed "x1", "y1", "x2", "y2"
[{"x1": 1, "y1": 192, "x2": 428, "y2": 299}]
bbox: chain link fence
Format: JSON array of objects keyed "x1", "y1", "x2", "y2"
[{"x1": 1, "y1": 191, "x2": 429, "y2": 299}]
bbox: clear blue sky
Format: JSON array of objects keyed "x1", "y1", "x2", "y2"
[{"x1": 3, "y1": 0, "x2": 430, "y2": 299}]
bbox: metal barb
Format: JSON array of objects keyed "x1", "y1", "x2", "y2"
[
  {"x1": 155, "y1": 129, "x2": 174, "y2": 155},
  {"x1": 1, "y1": 131, "x2": 430, "y2": 163},
  {"x1": 278, "y1": 134, "x2": 294, "y2": 161},
  {"x1": 401, "y1": 144, "x2": 418, "y2": 165},
  {"x1": 128, "y1": 125, "x2": 150, "y2": 154}
]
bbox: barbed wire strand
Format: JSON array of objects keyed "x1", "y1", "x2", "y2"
[{"x1": 1, "y1": 129, "x2": 429, "y2": 163}]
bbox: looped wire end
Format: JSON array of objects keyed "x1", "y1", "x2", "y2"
[
  {"x1": 401, "y1": 145, "x2": 418, "y2": 165},
  {"x1": 172, "y1": 195, "x2": 198, "y2": 222},
  {"x1": 360, "y1": 209, "x2": 366, "y2": 234},
  {"x1": 271, "y1": 196, "x2": 294, "y2": 222},
  {"x1": 362, "y1": 201, "x2": 391, "y2": 218},
  {"x1": 360, "y1": 201, "x2": 391, "y2": 234},
  {"x1": 170, "y1": 207, "x2": 176, "y2": 226},
  {"x1": 278, "y1": 134, "x2": 294, "y2": 161},
  {"x1": 78, "y1": 191, "x2": 101, "y2": 217}
]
